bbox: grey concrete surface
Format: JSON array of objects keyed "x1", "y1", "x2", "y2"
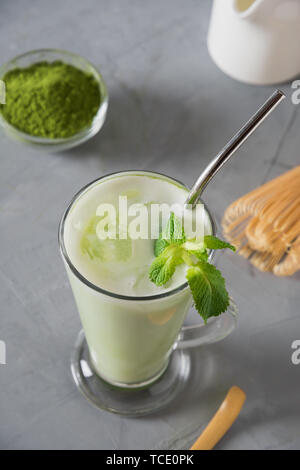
[{"x1": 0, "y1": 0, "x2": 299, "y2": 450}]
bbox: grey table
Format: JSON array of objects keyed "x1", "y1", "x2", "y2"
[{"x1": 0, "y1": 0, "x2": 299, "y2": 450}]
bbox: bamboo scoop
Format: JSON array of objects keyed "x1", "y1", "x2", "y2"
[
  {"x1": 185, "y1": 90, "x2": 285, "y2": 207},
  {"x1": 190, "y1": 386, "x2": 246, "y2": 450}
]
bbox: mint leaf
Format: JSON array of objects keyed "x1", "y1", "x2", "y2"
[
  {"x1": 193, "y1": 250, "x2": 209, "y2": 262},
  {"x1": 204, "y1": 235, "x2": 236, "y2": 252},
  {"x1": 154, "y1": 235, "x2": 170, "y2": 257},
  {"x1": 153, "y1": 212, "x2": 185, "y2": 256},
  {"x1": 161, "y1": 212, "x2": 185, "y2": 244},
  {"x1": 186, "y1": 261, "x2": 230, "y2": 322},
  {"x1": 149, "y1": 245, "x2": 183, "y2": 286}
]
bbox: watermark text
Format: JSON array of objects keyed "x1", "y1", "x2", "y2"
[
  {"x1": 0, "y1": 340, "x2": 6, "y2": 365},
  {"x1": 94, "y1": 198, "x2": 205, "y2": 241},
  {"x1": 291, "y1": 340, "x2": 300, "y2": 365}
]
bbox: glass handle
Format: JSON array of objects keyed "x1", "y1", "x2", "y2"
[{"x1": 177, "y1": 298, "x2": 238, "y2": 349}]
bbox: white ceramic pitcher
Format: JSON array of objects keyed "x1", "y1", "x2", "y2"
[{"x1": 207, "y1": 0, "x2": 300, "y2": 85}]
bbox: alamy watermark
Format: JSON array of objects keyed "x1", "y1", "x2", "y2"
[
  {"x1": 291, "y1": 80, "x2": 300, "y2": 105},
  {"x1": 93, "y1": 198, "x2": 205, "y2": 241},
  {"x1": 0, "y1": 340, "x2": 6, "y2": 365},
  {"x1": 291, "y1": 340, "x2": 300, "y2": 365}
]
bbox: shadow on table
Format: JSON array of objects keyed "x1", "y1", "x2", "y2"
[
  {"x1": 148, "y1": 327, "x2": 300, "y2": 449},
  {"x1": 63, "y1": 86, "x2": 231, "y2": 174}
]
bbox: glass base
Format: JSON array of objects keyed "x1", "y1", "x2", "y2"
[{"x1": 71, "y1": 330, "x2": 191, "y2": 417}]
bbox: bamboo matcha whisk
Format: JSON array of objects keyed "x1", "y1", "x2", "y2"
[{"x1": 222, "y1": 165, "x2": 300, "y2": 276}]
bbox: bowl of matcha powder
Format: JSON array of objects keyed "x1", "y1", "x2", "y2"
[{"x1": 0, "y1": 49, "x2": 108, "y2": 151}]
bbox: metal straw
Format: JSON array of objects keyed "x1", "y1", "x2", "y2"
[{"x1": 185, "y1": 89, "x2": 285, "y2": 207}]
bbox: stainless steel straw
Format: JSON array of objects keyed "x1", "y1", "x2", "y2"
[{"x1": 185, "y1": 89, "x2": 285, "y2": 207}]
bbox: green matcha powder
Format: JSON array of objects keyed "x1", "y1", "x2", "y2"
[{"x1": 0, "y1": 60, "x2": 101, "y2": 138}]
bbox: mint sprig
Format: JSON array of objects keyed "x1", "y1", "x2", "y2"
[
  {"x1": 186, "y1": 262, "x2": 229, "y2": 323},
  {"x1": 149, "y1": 245, "x2": 184, "y2": 286},
  {"x1": 149, "y1": 213, "x2": 235, "y2": 322},
  {"x1": 203, "y1": 235, "x2": 235, "y2": 252}
]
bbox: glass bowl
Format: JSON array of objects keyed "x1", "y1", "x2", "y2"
[{"x1": 0, "y1": 49, "x2": 109, "y2": 151}]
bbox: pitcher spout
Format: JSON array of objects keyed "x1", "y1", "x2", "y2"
[{"x1": 233, "y1": 0, "x2": 275, "y2": 20}]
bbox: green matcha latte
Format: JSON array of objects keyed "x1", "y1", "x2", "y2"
[{"x1": 61, "y1": 171, "x2": 213, "y2": 385}]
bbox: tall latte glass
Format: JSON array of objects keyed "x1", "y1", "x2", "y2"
[{"x1": 59, "y1": 171, "x2": 236, "y2": 415}]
